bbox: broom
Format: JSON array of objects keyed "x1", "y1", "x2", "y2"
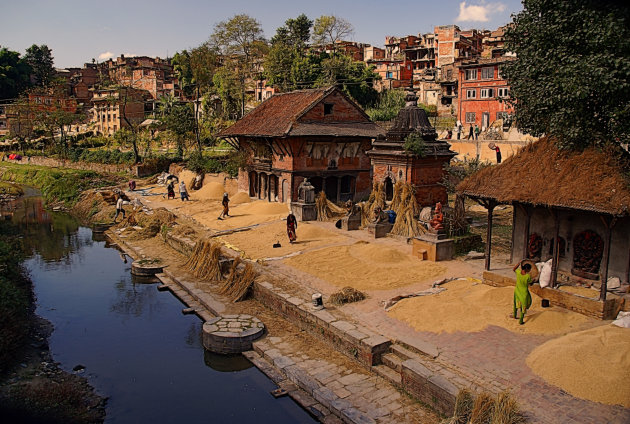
[{"x1": 184, "y1": 239, "x2": 223, "y2": 281}]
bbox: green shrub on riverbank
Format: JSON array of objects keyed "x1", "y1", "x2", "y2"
[
  {"x1": 0, "y1": 163, "x2": 124, "y2": 206},
  {"x1": 0, "y1": 225, "x2": 31, "y2": 374}
]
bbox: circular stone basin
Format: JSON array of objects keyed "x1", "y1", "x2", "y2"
[
  {"x1": 202, "y1": 314, "x2": 265, "y2": 354},
  {"x1": 131, "y1": 261, "x2": 164, "y2": 276}
]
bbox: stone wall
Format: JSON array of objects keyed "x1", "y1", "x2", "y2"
[{"x1": 3, "y1": 155, "x2": 159, "y2": 177}]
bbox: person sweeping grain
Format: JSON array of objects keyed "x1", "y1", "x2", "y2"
[
  {"x1": 218, "y1": 192, "x2": 230, "y2": 219},
  {"x1": 512, "y1": 260, "x2": 533, "y2": 325},
  {"x1": 113, "y1": 195, "x2": 126, "y2": 222},
  {"x1": 286, "y1": 212, "x2": 297, "y2": 243}
]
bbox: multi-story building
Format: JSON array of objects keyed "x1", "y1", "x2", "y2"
[
  {"x1": 90, "y1": 87, "x2": 150, "y2": 135},
  {"x1": 458, "y1": 57, "x2": 515, "y2": 130},
  {"x1": 101, "y1": 55, "x2": 182, "y2": 100}
]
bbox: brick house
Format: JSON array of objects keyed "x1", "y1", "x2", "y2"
[
  {"x1": 219, "y1": 86, "x2": 382, "y2": 203},
  {"x1": 367, "y1": 92, "x2": 456, "y2": 206},
  {"x1": 90, "y1": 87, "x2": 150, "y2": 135},
  {"x1": 458, "y1": 57, "x2": 515, "y2": 130}
]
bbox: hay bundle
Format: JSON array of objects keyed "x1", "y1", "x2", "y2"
[
  {"x1": 491, "y1": 391, "x2": 524, "y2": 424},
  {"x1": 329, "y1": 287, "x2": 366, "y2": 306},
  {"x1": 316, "y1": 192, "x2": 345, "y2": 221},
  {"x1": 219, "y1": 257, "x2": 257, "y2": 302},
  {"x1": 184, "y1": 239, "x2": 223, "y2": 281},
  {"x1": 390, "y1": 183, "x2": 424, "y2": 238},
  {"x1": 442, "y1": 388, "x2": 474, "y2": 424},
  {"x1": 390, "y1": 180, "x2": 404, "y2": 212},
  {"x1": 469, "y1": 392, "x2": 495, "y2": 424},
  {"x1": 361, "y1": 182, "x2": 386, "y2": 227}
]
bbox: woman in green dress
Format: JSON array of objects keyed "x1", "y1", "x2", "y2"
[{"x1": 512, "y1": 260, "x2": 533, "y2": 325}]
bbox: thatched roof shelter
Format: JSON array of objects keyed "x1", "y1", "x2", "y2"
[
  {"x1": 457, "y1": 137, "x2": 630, "y2": 299},
  {"x1": 458, "y1": 137, "x2": 630, "y2": 216}
]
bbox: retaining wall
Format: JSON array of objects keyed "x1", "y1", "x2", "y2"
[{"x1": 2, "y1": 155, "x2": 159, "y2": 177}]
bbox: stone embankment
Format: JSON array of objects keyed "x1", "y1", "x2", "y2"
[{"x1": 107, "y1": 226, "x2": 449, "y2": 423}]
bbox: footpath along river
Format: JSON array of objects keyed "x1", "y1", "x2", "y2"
[{"x1": 8, "y1": 193, "x2": 315, "y2": 423}]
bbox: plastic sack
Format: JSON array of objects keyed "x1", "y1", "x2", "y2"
[{"x1": 539, "y1": 259, "x2": 553, "y2": 288}]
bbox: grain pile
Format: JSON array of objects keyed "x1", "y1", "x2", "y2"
[
  {"x1": 219, "y1": 221, "x2": 347, "y2": 259},
  {"x1": 231, "y1": 192, "x2": 252, "y2": 204},
  {"x1": 387, "y1": 279, "x2": 595, "y2": 334},
  {"x1": 526, "y1": 325, "x2": 630, "y2": 407},
  {"x1": 178, "y1": 170, "x2": 197, "y2": 189},
  {"x1": 284, "y1": 241, "x2": 446, "y2": 290},
  {"x1": 193, "y1": 182, "x2": 226, "y2": 200}
]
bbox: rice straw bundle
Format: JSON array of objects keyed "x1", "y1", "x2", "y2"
[
  {"x1": 329, "y1": 287, "x2": 366, "y2": 305},
  {"x1": 316, "y1": 192, "x2": 346, "y2": 221},
  {"x1": 469, "y1": 392, "x2": 495, "y2": 424},
  {"x1": 390, "y1": 180, "x2": 404, "y2": 212},
  {"x1": 219, "y1": 257, "x2": 257, "y2": 302},
  {"x1": 491, "y1": 391, "x2": 524, "y2": 424},
  {"x1": 390, "y1": 182, "x2": 424, "y2": 237},
  {"x1": 361, "y1": 182, "x2": 386, "y2": 227},
  {"x1": 184, "y1": 239, "x2": 223, "y2": 281}
]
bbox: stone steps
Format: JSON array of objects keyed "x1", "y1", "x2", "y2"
[{"x1": 372, "y1": 364, "x2": 401, "y2": 386}]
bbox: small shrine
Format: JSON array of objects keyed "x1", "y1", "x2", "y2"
[
  {"x1": 366, "y1": 90, "x2": 456, "y2": 207},
  {"x1": 291, "y1": 178, "x2": 317, "y2": 221}
]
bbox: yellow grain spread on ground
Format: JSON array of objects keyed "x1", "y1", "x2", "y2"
[
  {"x1": 388, "y1": 280, "x2": 595, "y2": 334},
  {"x1": 220, "y1": 221, "x2": 348, "y2": 259},
  {"x1": 526, "y1": 325, "x2": 630, "y2": 407},
  {"x1": 284, "y1": 241, "x2": 446, "y2": 290}
]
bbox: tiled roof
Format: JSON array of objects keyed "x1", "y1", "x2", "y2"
[
  {"x1": 219, "y1": 87, "x2": 379, "y2": 138},
  {"x1": 457, "y1": 137, "x2": 630, "y2": 216}
]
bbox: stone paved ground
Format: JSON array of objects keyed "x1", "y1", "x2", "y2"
[
  {"x1": 127, "y1": 189, "x2": 630, "y2": 423},
  {"x1": 252, "y1": 336, "x2": 439, "y2": 424}
]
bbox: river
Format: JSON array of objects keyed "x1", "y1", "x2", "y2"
[{"x1": 4, "y1": 193, "x2": 314, "y2": 423}]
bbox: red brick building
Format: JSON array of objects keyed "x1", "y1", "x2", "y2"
[
  {"x1": 458, "y1": 57, "x2": 515, "y2": 130},
  {"x1": 219, "y1": 87, "x2": 382, "y2": 203},
  {"x1": 367, "y1": 92, "x2": 455, "y2": 206},
  {"x1": 90, "y1": 87, "x2": 150, "y2": 135}
]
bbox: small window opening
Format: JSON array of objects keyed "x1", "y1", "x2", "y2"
[{"x1": 324, "y1": 103, "x2": 333, "y2": 115}]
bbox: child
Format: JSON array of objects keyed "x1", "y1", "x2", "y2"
[{"x1": 512, "y1": 260, "x2": 533, "y2": 325}]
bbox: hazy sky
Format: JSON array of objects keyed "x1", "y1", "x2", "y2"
[{"x1": 1, "y1": 0, "x2": 523, "y2": 68}]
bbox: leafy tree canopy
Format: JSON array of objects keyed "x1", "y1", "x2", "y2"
[
  {"x1": 312, "y1": 15, "x2": 354, "y2": 47},
  {"x1": 0, "y1": 47, "x2": 32, "y2": 100},
  {"x1": 502, "y1": 0, "x2": 630, "y2": 149},
  {"x1": 271, "y1": 14, "x2": 313, "y2": 48},
  {"x1": 24, "y1": 44, "x2": 55, "y2": 87}
]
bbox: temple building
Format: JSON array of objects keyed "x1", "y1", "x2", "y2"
[
  {"x1": 219, "y1": 86, "x2": 381, "y2": 203},
  {"x1": 367, "y1": 91, "x2": 456, "y2": 206}
]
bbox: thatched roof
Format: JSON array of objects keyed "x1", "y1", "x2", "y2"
[
  {"x1": 219, "y1": 86, "x2": 381, "y2": 139},
  {"x1": 457, "y1": 137, "x2": 630, "y2": 216}
]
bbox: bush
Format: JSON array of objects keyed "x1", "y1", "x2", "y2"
[
  {"x1": 403, "y1": 132, "x2": 426, "y2": 156},
  {"x1": 185, "y1": 150, "x2": 244, "y2": 178},
  {"x1": 442, "y1": 156, "x2": 492, "y2": 193}
]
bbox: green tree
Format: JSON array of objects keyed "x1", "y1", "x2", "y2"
[
  {"x1": 312, "y1": 15, "x2": 354, "y2": 48},
  {"x1": 164, "y1": 103, "x2": 195, "y2": 158},
  {"x1": 24, "y1": 44, "x2": 55, "y2": 87},
  {"x1": 210, "y1": 14, "x2": 267, "y2": 117},
  {"x1": 0, "y1": 47, "x2": 32, "y2": 100},
  {"x1": 271, "y1": 14, "x2": 313, "y2": 49},
  {"x1": 502, "y1": 0, "x2": 630, "y2": 149}
]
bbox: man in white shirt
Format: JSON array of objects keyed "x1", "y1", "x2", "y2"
[{"x1": 114, "y1": 195, "x2": 126, "y2": 222}]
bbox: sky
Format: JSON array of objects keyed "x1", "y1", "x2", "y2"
[{"x1": 1, "y1": 0, "x2": 523, "y2": 69}]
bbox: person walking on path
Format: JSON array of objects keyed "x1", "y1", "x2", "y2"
[
  {"x1": 167, "y1": 180, "x2": 175, "y2": 200},
  {"x1": 468, "y1": 124, "x2": 474, "y2": 140},
  {"x1": 218, "y1": 193, "x2": 230, "y2": 219},
  {"x1": 456, "y1": 121, "x2": 462, "y2": 140},
  {"x1": 286, "y1": 212, "x2": 298, "y2": 243},
  {"x1": 179, "y1": 181, "x2": 189, "y2": 201},
  {"x1": 512, "y1": 260, "x2": 533, "y2": 325},
  {"x1": 114, "y1": 195, "x2": 126, "y2": 223},
  {"x1": 474, "y1": 124, "x2": 480, "y2": 140}
]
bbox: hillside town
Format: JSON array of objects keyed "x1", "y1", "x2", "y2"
[{"x1": 1, "y1": 2, "x2": 629, "y2": 424}]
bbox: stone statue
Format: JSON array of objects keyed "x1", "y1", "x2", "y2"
[{"x1": 429, "y1": 202, "x2": 444, "y2": 231}]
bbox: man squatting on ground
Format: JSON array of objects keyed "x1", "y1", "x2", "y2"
[{"x1": 512, "y1": 260, "x2": 533, "y2": 325}]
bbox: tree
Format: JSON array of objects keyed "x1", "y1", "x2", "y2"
[
  {"x1": 0, "y1": 47, "x2": 32, "y2": 100},
  {"x1": 271, "y1": 14, "x2": 313, "y2": 49},
  {"x1": 312, "y1": 15, "x2": 354, "y2": 48},
  {"x1": 24, "y1": 44, "x2": 55, "y2": 87},
  {"x1": 164, "y1": 103, "x2": 195, "y2": 158},
  {"x1": 210, "y1": 14, "x2": 267, "y2": 117},
  {"x1": 502, "y1": 0, "x2": 630, "y2": 149}
]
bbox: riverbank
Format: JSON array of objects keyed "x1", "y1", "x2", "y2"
[{"x1": 0, "y1": 201, "x2": 106, "y2": 423}]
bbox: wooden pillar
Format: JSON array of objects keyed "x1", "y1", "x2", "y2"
[
  {"x1": 550, "y1": 209, "x2": 560, "y2": 289},
  {"x1": 337, "y1": 177, "x2": 342, "y2": 203},
  {"x1": 484, "y1": 199, "x2": 497, "y2": 271},
  {"x1": 599, "y1": 216, "x2": 617, "y2": 301}
]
